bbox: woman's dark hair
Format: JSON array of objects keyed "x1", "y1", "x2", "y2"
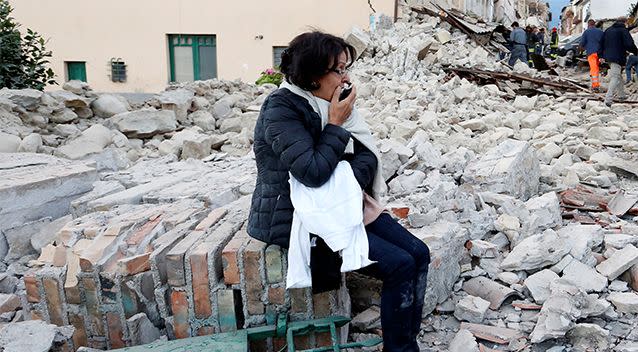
[{"x1": 279, "y1": 31, "x2": 356, "y2": 91}]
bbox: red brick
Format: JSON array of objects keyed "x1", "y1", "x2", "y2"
[
  {"x1": 249, "y1": 339, "x2": 268, "y2": 352},
  {"x1": 68, "y1": 312, "x2": 88, "y2": 348},
  {"x1": 391, "y1": 206, "x2": 410, "y2": 219},
  {"x1": 126, "y1": 215, "x2": 162, "y2": 247},
  {"x1": 290, "y1": 288, "x2": 309, "y2": 313},
  {"x1": 166, "y1": 230, "x2": 205, "y2": 287},
  {"x1": 316, "y1": 332, "x2": 334, "y2": 347},
  {"x1": 81, "y1": 276, "x2": 105, "y2": 336},
  {"x1": 217, "y1": 289, "x2": 238, "y2": 332},
  {"x1": 197, "y1": 326, "x2": 215, "y2": 336},
  {"x1": 273, "y1": 337, "x2": 287, "y2": 351},
  {"x1": 268, "y1": 286, "x2": 285, "y2": 306},
  {"x1": 294, "y1": 335, "x2": 312, "y2": 350},
  {"x1": 106, "y1": 312, "x2": 125, "y2": 349},
  {"x1": 43, "y1": 277, "x2": 64, "y2": 326},
  {"x1": 30, "y1": 309, "x2": 44, "y2": 320},
  {"x1": 24, "y1": 273, "x2": 40, "y2": 303},
  {"x1": 118, "y1": 252, "x2": 151, "y2": 276},
  {"x1": 65, "y1": 284, "x2": 82, "y2": 305},
  {"x1": 190, "y1": 242, "x2": 214, "y2": 319},
  {"x1": 170, "y1": 290, "x2": 190, "y2": 339},
  {"x1": 222, "y1": 229, "x2": 249, "y2": 285},
  {"x1": 313, "y1": 291, "x2": 332, "y2": 318},
  {"x1": 194, "y1": 208, "x2": 227, "y2": 231},
  {"x1": 244, "y1": 239, "x2": 266, "y2": 315}
]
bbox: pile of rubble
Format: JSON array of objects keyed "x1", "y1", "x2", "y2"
[{"x1": 2, "y1": 4, "x2": 638, "y2": 352}]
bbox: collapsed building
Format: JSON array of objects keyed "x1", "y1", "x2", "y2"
[{"x1": 2, "y1": 4, "x2": 638, "y2": 352}]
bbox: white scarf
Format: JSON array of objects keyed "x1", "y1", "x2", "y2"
[{"x1": 279, "y1": 80, "x2": 387, "y2": 199}]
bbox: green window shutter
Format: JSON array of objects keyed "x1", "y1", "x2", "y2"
[
  {"x1": 66, "y1": 62, "x2": 87, "y2": 82},
  {"x1": 168, "y1": 35, "x2": 217, "y2": 83}
]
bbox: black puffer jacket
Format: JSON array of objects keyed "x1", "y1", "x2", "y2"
[
  {"x1": 247, "y1": 88, "x2": 377, "y2": 248},
  {"x1": 601, "y1": 22, "x2": 638, "y2": 65}
]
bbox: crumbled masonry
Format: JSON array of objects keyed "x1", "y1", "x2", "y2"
[{"x1": 2, "y1": 4, "x2": 638, "y2": 352}]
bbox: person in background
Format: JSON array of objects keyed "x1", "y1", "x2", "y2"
[
  {"x1": 526, "y1": 26, "x2": 537, "y2": 66},
  {"x1": 626, "y1": 54, "x2": 638, "y2": 83},
  {"x1": 509, "y1": 22, "x2": 528, "y2": 66},
  {"x1": 600, "y1": 17, "x2": 638, "y2": 106},
  {"x1": 536, "y1": 27, "x2": 546, "y2": 55},
  {"x1": 580, "y1": 19, "x2": 604, "y2": 92},
  {"x1": 550, "y1": 27, "x2": 559, "y2": 59}
]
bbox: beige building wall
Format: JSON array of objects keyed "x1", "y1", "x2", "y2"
[{"x1": 9, "y1": 0, "x2": 394, "y2": 93}]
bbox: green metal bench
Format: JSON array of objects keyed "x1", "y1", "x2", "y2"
[{"x1": 112, "y1": 315, "x2": 382, "y2": 352}]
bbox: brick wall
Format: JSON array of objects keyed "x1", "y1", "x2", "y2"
[{"x1": 23, "y1": 196, "x2": 349, "y2": 351}]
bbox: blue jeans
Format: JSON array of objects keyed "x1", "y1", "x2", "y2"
[
  {"x1": 358, "y1": 213, "x2": 430, "y2": 352},
  {"x1": 509, "y1": 45, "x2": 527, "y2": 66},
  {"x1": 627, "y1": 55, "x2": 638, "y2": 82}
]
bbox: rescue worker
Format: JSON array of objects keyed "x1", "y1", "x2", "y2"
[
  {"x1": 509, "y1": 22, "x2": 528, "y2": 66},
  {"x1": 580, "y1": 19, "x2": 604, "y2": 91},
  {"x1": 601, "y1": 17, "x2": 638, "y2": 106},
  {"x1": 526, "y1": 26, "x2": 537, "y2": 66},
  {"x1": 550, "y1": 27, "x2": 559, "y2": 59}
]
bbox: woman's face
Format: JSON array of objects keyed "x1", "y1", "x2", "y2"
[{"x1": 312, "y1": 51, "x2": 350, "y2": 101}]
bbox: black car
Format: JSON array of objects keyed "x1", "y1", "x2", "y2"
[{"x1": 548, "y1": 35, "x2": 584, "y2": 65}]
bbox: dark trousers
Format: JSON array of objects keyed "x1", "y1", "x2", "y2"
[{"x1": 358, "y1": 213, "x2": 430, "y2": 352}]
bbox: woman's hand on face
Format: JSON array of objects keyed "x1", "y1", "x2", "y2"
[{"x1": 328, "y1": 85, "x2": 357, "y2": 126}]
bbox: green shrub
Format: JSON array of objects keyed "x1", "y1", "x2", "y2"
[
  {"x1": 0, "y1": 0, "x2": 56, "y2": 90},
  {"x1": 255, "y1": 68, "x2": 283, "y2": 86}
]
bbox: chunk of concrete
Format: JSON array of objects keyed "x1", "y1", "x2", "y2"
[
  {"x1": 344, "y1": 26, "x2": 370, "y2": 59},
  {"x1": 608, "y1": 292, "x2": 638, "y2": 313},
  {"x1": 501, "y1": 229, "x2": 569, "y2": 271},
  {"x1": 566, "y1": 324, "x2": 610, "y2": 352},
  {"x1": 524, "y1": 269, "x2": 559, "y2": 304},
  {"x1": 562, "y1": 259, "x2": 607, "y2": 293},
  {"x1": 596, "y1": 244, "x2": 638, "y2": 281},
  {"x1": 0, "y1": 153, "x2": 96, "y2": 234},
  {"x1": 454, "y1": 295, "x2": 490, "y2": 323},
  {"x1": 0, "y1": 320, "x2": 74, "y2": 352},
  {"x1": 462, "y1": 139, "x2": 540, "y2": 201},
  {"x1": 112, "y1": 109, "x2": 177, "y2": 137},
  {"x1": 448, "y1": 329, "x2": 479, "y2": 352},
  {"x1": 55, "y1": 124, "x2": 113, "y2": 160},
  {"x1": 530, "y1": 279, "x2": 609, "y2": 343},
  {"x1": 127, "y1": 312, "x2": 161, "y2": 346},
  {"x1": 91, "y1": 94, "x2": 129, "y2": 117}
]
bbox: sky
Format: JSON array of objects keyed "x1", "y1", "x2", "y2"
[
  {"x1": 547, "y1": 0, "x2": 570, "y2": 29},
  {"x1": 546, "y1": 0, "x2": 635, "y2": 29}
]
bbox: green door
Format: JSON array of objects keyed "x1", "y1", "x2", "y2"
[
  {"x1": 168, "y1": 35, "x2": 217, "y2": 82},
  {"x1": 66, "y1": 62, "x2": 87, "y2": 82}
]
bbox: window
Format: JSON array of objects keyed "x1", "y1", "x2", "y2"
[
  {"x1": 110, "y1": 58, "x2": 127, "y2": 83},
  {"x1": 273, "y1": 46, "x2": 287, "y2": 68},
  {"x1": 66, "y1": 61, "x2": 87, "y2": 82},
  {"x1": 168, "y1": 34, "x2": 217, "y2": 82}
]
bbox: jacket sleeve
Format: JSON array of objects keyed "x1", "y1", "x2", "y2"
[
  {"x1": 344, "y1": 138, "x2": 378, "y2": 190},
  {"x1": 263, "y1": 95, "x2": 351, "y2": 188},
  {"x1": 599, "y1": 32, "x2": 605, "y2": 57}
]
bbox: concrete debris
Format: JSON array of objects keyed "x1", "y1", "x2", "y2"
[
  {"x1": 0, "y1": 319, "x2": 74, "y2": 352},
  {"x1": 566, "y1": 323, "x2": 610, "y2": 352},
  {"x1": 3, "y1": 5, "x2": 638, "y2": 351},
  {"x1": 523, "y1": 269, "x2": 559, "y2": 304},
  {"x1": 501, "y1": 229, "x2": 569, "y2": 271},
  {"x1": 462, "y1": 139, "x2": 540, "y2": 201},
  {"x1": 596, "y1": 245, "x2": 638, "y2": 281},
  {"x1": 453, "y1": 295, "x2": 490, "y2": 323},
  {"x1": 448, "y1": 329, "x2": 479, "y2": 352}
]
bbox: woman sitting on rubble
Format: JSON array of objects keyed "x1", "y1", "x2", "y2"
[{"x1": 246, "y1": 31, "x2": 430, "y2": 352}]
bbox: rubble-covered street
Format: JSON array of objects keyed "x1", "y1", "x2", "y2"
[{"x1": 2, "y1": 3, "x2": 638, "y2": 352}]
